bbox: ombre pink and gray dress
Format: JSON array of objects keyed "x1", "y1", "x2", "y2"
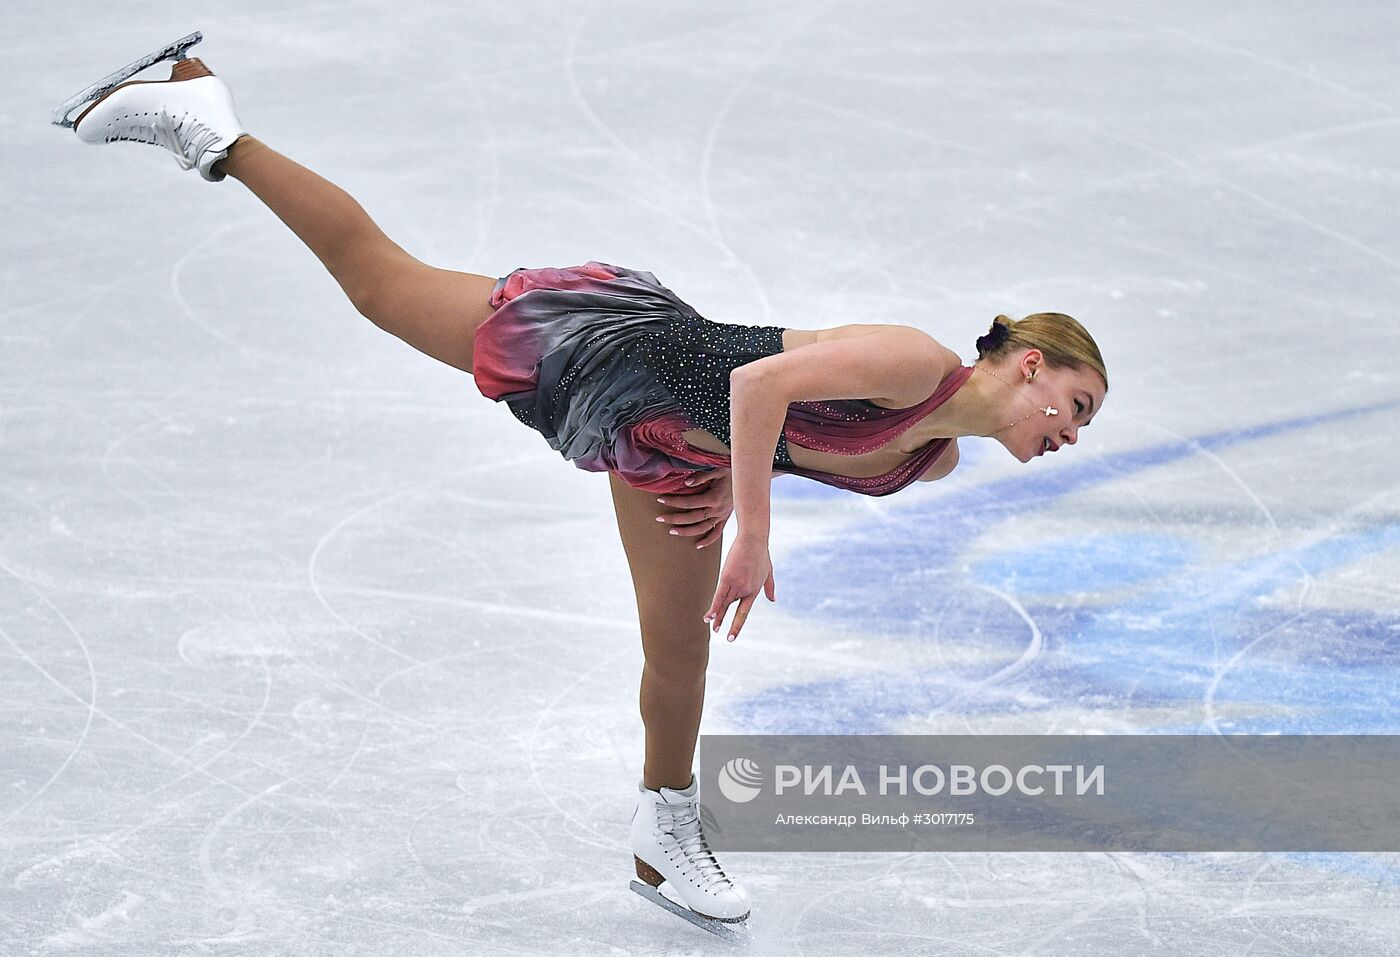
[{"x1": 472, "y1": 262, "x2": 972, "y2": 496}]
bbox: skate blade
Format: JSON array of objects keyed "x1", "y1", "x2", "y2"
[
  {"x1": 52, "y1": 30, "x2": 203, "y2": 128},
  {"x1": 628, "y1": 880, "x2": 751, "y2": 945}
]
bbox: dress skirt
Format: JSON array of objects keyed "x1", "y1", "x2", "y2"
[{"x1": 471, "y1": 261, "x2": 745, "y2": 494}]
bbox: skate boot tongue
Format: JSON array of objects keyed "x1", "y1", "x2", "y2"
[
  {"x1": 656, "y1": 776, "x2": 705, "y2": 842},
  {"x1": 657, "y1": 774, "x2": 698, "y2": 802},
  {"x1": 653, "y1": 783, "x2": 727, "y2": 886}
]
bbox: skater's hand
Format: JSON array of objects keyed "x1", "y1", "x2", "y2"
[
  {"x1": 704, "y1": 533, "x2": 775, "y2": 642},
  {"x1": 655, "y1": 468, "x2": 733, "y2": 550}
]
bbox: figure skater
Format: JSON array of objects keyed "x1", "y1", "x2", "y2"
[{"x1": 54, "y1": 36, "x2": 1108, "y2": 936}]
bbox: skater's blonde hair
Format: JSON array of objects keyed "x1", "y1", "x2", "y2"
[{"x1": 975, "y1": 313, "x2": 1107, "y2": 391}]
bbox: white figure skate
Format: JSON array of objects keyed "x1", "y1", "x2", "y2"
[
  {"x1": 628, "y1": 774, "x2": 752, "y2": 942},
  {"x1": 53, "y1": 31, "x2": 246, "y2": 182}
]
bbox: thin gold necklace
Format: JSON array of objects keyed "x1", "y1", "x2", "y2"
[{"x1": 974, "y1": 365, "x2": 1059, "y2": 436}]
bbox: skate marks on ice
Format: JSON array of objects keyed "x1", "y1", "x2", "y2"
[
  {"x1": 731, "y1": 399, "x2": 1400, "y2": 918},
  {"x1": 743, "y1": 397, "x2": 1400, "y2": 737},
  {"x1": 13, "y1": 0, "x2": 1400, "y2": 952}
]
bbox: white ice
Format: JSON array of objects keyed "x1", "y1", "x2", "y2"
[{"x1": 3, "y1": 1, "x2": 1400, "y2": 954}]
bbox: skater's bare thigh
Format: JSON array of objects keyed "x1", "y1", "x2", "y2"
[
  {"x1": 609, "y1": 473, "x2": 720, "y2": 670},
  {"x1": 362, "y1": 255, "x2": 499, "y2": 374},
  {"x1": 218, "y1": 136, "x2": 501, "y2": 375}
]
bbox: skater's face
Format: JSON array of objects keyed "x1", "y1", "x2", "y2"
[{"x1": 999, "y1": 352, "x2": 1106, "y2": 463}]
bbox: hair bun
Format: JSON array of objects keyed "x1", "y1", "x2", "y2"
[{"x1": 975, "y1": 315, "x2": 1013, "y2": 358}]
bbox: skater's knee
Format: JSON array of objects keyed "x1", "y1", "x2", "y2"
[
  {"x1": 347, "y1": 279, "x2": 389, "y2": 325},
  {"x1": 344, "y1": 255, "x2": 429, "y2": 328},
  {"x1": 346, "y1": 273, "x2": 411, "y2": 330},
  {"x1": 640, "y1": 629, "x2": 710, "y2": 684},
  {"x1": 641, "y1": 610, "x2": 711, "y2": 654}
]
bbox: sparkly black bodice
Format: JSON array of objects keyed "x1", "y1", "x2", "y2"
[
  {"x1": 638, "y1": 314, "x2": 795, "y2": 467},
  {"x1": 478, "y1": 261, "x2": 966, "y2": 496}
]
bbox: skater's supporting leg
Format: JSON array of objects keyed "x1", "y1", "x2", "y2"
[
  {"x1": 609, "y1": 473, "x2": 721, "y2": 791},
  {"x1": 217, "y1": 137, "x2": 498, "y2": 373}
]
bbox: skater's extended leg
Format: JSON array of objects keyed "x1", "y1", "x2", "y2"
[
  {"x1": 608, "y1": 473, "x2": 721, "y2": 791},
  {"x1": 60, "y1": 46, "x2": 497, "y2": 374},
  {"x1": 216, "y1": 137, "x2": 497, "y2": 373}
]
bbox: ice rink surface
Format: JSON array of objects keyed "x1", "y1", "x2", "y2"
[{"x1": 4, "y1": 0, "x2": 1400, "y2": 953}]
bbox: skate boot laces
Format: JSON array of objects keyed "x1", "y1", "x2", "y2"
[
  {"x1": 656, "y1": 800, "x2": 732, "y2": 889},
  {"x1": 152, "y1": 110, "x2": 223, "y2": 171}
]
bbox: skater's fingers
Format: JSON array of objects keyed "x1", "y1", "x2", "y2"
[
  {"x1": 678, "y1": 469, "x2": 727, "y2": 492},
  {"x1": 694, "y1": 518, "x2": 727, "y2": 550},
  {"x1": 684, "y1": 467, "x2": 729, "y2": 487},
  {"x1": 704, "y1": 589, "x2": 734, "y2": 633},
  {"x1": 706, "y1": 603, "x2": 732, "y2": 636},
  {"x1": 657, "y1": 506, "x2": 716, "y2": 529},
  {"x1": 727, "y1": 593, "x2": 759, "y2": 642},
  {"x1": 657, "y1": 488, "x2": 724, "y2": 511},
  {"x1": 706, "y1": 583, "x2": 747, "y2": 635},
  {"x1": 669, "y1": 518, "x2": 719, "y2": 538}
]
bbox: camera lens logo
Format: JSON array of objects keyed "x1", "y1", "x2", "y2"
[{"x1": 717, "y1": 758, "x2": 764, "y2": 804}]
